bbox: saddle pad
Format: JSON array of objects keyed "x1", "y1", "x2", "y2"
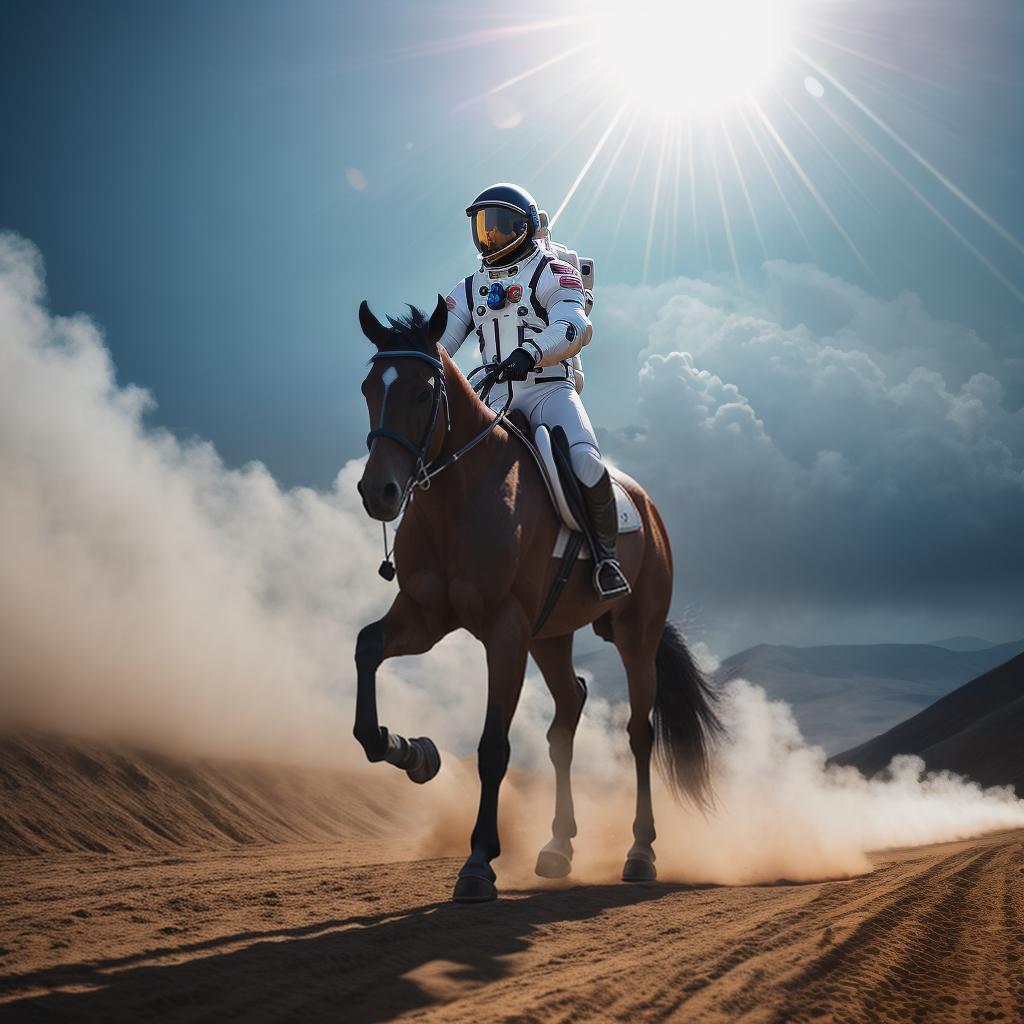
[
  {"x1": 499, "y1": 417, "x2": 642, "y2": 559},
  {"x1": 552, "y1": 477, "x2": 641, "y2": 559}
]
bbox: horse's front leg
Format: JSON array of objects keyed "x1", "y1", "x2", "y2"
[
  {"x1": 353, "y1": 591, "x2": 450, "y2": 783},
  {"x1": 452, "y1": 600, "x2": 530, "y2": 903}
]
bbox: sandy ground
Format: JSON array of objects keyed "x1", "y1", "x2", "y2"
[{"x1": 2, "y1": 829, "x2": 1022, "y2": 1023}]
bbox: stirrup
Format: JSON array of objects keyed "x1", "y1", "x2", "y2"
[{"x1": 594, "y1": 558, "x2": 631, "y2": 599}]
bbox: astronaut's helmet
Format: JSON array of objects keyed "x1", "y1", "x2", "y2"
[{"x1": 466, "y1": 183, "x2": 540, "y2": 268}]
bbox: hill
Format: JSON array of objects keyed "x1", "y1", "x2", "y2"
[
  {"x1": 926, "y1": 635, "x2": 997, "y2": 651},
  {"x1": 574, "y1": 637, "x2": 1024, "y2": 754},
  {"x1": 0, "y1": 733, "x2": 408, "y2": 856},
  {"x1": 831, "y1": 652, "x2": 1024, "y2": 795}
]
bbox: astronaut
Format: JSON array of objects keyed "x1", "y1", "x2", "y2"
[{"x1": 438, "y1": 182, "x2": 630, "y2": 599}]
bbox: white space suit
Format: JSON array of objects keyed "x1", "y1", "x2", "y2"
[
  {"x1": 438, "y1": 240, "x2": 606, "y2": 489},
  {"x1": 444, "y1": 182, "x2": 630, "y2": 599}
]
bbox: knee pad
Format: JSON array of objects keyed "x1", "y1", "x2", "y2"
[{"x1": 570, "y1": 443, "x2": 605, "y2": 488}]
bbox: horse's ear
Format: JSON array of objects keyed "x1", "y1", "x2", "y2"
[
  {"x1": 358, "y1": 300, "x2": 391, "y2": 348},
  {"x1": 427, "y1": 294, "x2": 449, "y2": 346}
]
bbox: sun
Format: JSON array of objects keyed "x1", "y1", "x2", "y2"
[{"x1": 589, "y1": 0, "x2": 796, "y2": 115}]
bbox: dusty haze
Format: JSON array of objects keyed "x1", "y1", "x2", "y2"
[{"x1": 2, "y1": 231, "x2": 1023, "y2": 886}]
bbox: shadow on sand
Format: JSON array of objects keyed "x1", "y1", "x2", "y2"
[{"x1": 4, "y1": 878, "x2": 695, "y2": 1023}]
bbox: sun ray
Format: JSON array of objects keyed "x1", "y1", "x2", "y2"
[
  {"x1": 611, "y1": 118, "x2": 655, "y2": 261},
  {"x1": 795, "y1": 26, "x2": 949, "y2": 92},
  {"x1": 687, "y1": 121, "x2": 700, "y2": 264},
  {"x1": 821, "y1": 103, "x2": 1024, "y2": 305},
  {"x1": 736, "y1": 104, "x2": 817, "y2": 260},
  {"x1": 751, "y1": 97, "x2": 873, "y2": 276},
  {"x1": 361, "y1": 17, "x2": 585, "y2": 68},
  {"x1": 550, "y1": 103, "x2": 628, "y2": 228},
  {"x1": 532, "y1": 98, "x2": 613, "y2": 179},
  {"x1": 796, "y1": 47, "x2": 1024, "y2": 260},
  {"x1": 453, "y1": 42, "x2": 591, "y2": 112},
  {"x1": 800, "y1": 11, "x2": 1023, "y2": 91},
  {"x1": 772, "y1": 81, "x2": 881, "y2": 216},
  {"x1": 720, "y1": 118, "x2": 767, "y2": 259},
  {"x1": 642, "y1": 124, "x2": 671, "y2": 283},
  {"x1": 708, "y1": 124, "x2": 744, "y2": 290},
  {"x1": 670, "y1": 121, "x2": 684, "y2": 272},
  {"x1": 574, "y1": 109, "x2": 639, "y2": 239}
]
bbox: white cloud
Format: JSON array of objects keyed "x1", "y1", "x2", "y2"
[{"x1": 588, "y1": 264, "x2": 1024, "y2": 648}]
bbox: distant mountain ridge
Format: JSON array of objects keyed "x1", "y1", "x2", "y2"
[
  {"x1": 832, "y1": 652, "x2": 1024, "y2": 796},
  {"x1": 574, "y1": 635, "x2": 1024, "y2": 755},
  {"x1": 926, "y1": 635, "x2": 997, "y2": 652}
]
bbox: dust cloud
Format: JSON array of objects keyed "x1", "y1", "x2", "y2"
[
  {"x1": 418, "y1": 678, "x2": 1024, "y2": 886},
  {"x1": 0, "y1": 231, "x2": 483, "y2": 765},
  {"x1": 3, "y1": 232, "x2": 1023, "y2": 885}
]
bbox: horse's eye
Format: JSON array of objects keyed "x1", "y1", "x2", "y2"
[{"x1": 416, "y1": 387, "x2": 432, "y2": 404}]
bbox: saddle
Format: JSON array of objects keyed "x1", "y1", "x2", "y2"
[
  {"x1": 505, "y1": 411, "x2": 642, "y2": 555},
  {"x1": 504, "y1": 411, "x2": 642, "y2": 633}
]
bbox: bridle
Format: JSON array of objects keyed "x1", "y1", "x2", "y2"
[
  {"x1": 364, "y1": 349, "x2": 513, "y2": 535},
  {"x1": 365, "y1": 349, "x2": 450, "y2": 494}
]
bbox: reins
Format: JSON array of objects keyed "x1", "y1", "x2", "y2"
[{"x1": 366, "y1": 350, "x2": 512, "y2": 578}]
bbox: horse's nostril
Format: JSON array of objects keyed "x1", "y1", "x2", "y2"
[{"x1": 382, "y1": 482, "x2": 400, "y2": 503}]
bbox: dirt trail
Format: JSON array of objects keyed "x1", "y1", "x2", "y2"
[{"x1": 2, "y1": 830, "x2": 1022, "y2": 1023}]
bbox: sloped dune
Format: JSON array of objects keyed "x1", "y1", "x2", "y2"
[{"x1": 0, "y1": 733, "x2": 407, "y2": 856}]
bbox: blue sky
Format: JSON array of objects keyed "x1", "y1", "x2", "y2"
[{"x1": 2, "y1": 0, "x2": 1023, "y2": 650}]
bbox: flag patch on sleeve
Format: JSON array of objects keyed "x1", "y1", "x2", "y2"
[
  {"x1": 446, "y1": 295, "x2": 457, "y2": 310},
  {"x1": 559, "y1": 275, "x2": 583, "y2": 291}
]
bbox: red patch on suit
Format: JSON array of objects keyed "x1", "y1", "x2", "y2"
[
  {"x1": 446, "y1": 295, "x2": 457, "y2": 310},
  {"x1": 550, "y1": 261, "x2": 577, "y2": 276},
  {"x1": 508, "y1": 284, "x2": 523, "y2": 302},
  {"x1": 559, "y1": 275, "x2": 583, "y2": 290}
]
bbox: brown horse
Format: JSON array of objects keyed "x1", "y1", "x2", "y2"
[{"x1": 353, "y1": 296, "x2": 720, "y2": 903}]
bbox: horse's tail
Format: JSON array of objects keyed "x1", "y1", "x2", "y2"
[{"x1": 652, "y1": 621, "x2": 723, "y2": 810}]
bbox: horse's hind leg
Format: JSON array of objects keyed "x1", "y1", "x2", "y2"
[
  {"x1": 531, "y1": 634, "x2": 588, "y2": 879},
  {"x1": 614, "y1": 621, "x2": 660, "y2": 882},
  {"x1": 353, "y1": 592, "x2": 451, "y2": 783}
]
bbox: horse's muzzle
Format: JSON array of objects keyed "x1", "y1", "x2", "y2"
[{"x1": 357, "y1": 476, "x2": 403, "y2": 522}]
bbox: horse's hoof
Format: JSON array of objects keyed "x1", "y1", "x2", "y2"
[
  {"x1": 535, "y1": 848, "x2": 573, "y2": 879},
  {"x1": 453, "y1": 874, "x2": 497, "y2": 903},
  {"x1": 622, "y1": 857, "x2": 658, "y2": 883},
  {"x1": 406, "y1": 737, "x2": 441, "y2": 784}
]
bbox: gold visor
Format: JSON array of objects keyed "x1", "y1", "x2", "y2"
[{"x1": 471, "y1": 207, "x2": 526, "y2": 259}]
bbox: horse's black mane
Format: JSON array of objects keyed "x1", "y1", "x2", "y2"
[{"x1": 372, "y1": 305, "x2": 436, "y2": 355}]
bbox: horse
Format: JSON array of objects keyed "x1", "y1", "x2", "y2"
[{"x1": 352, "y1": 295, "x2": 721, "y2": 903}]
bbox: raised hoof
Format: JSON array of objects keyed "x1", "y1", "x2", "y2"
[
  {"x1": 535, "y1": 849, "x2": 573, "y2": 879},
  {"x1": 453, "y1": 875, "x2": 497, "y2": 903},
  {"x1": 622, "y1": 857, "x2": 658, "y2": 883},
  {"x1": 406, "y1": 737, "x2": 441, "y2": 784}
]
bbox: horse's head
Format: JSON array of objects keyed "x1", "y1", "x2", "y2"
[{"x1": 357, "y1": 295, "x2": 450, "y2": 521}]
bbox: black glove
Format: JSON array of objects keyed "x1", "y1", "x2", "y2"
[{"x1": 495, "y1": 347, "x2": 536, "y2": 383}]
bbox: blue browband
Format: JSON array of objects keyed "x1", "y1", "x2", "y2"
[{"x1": 368, "y1": 349, "x2": 443, "y2": 371}]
